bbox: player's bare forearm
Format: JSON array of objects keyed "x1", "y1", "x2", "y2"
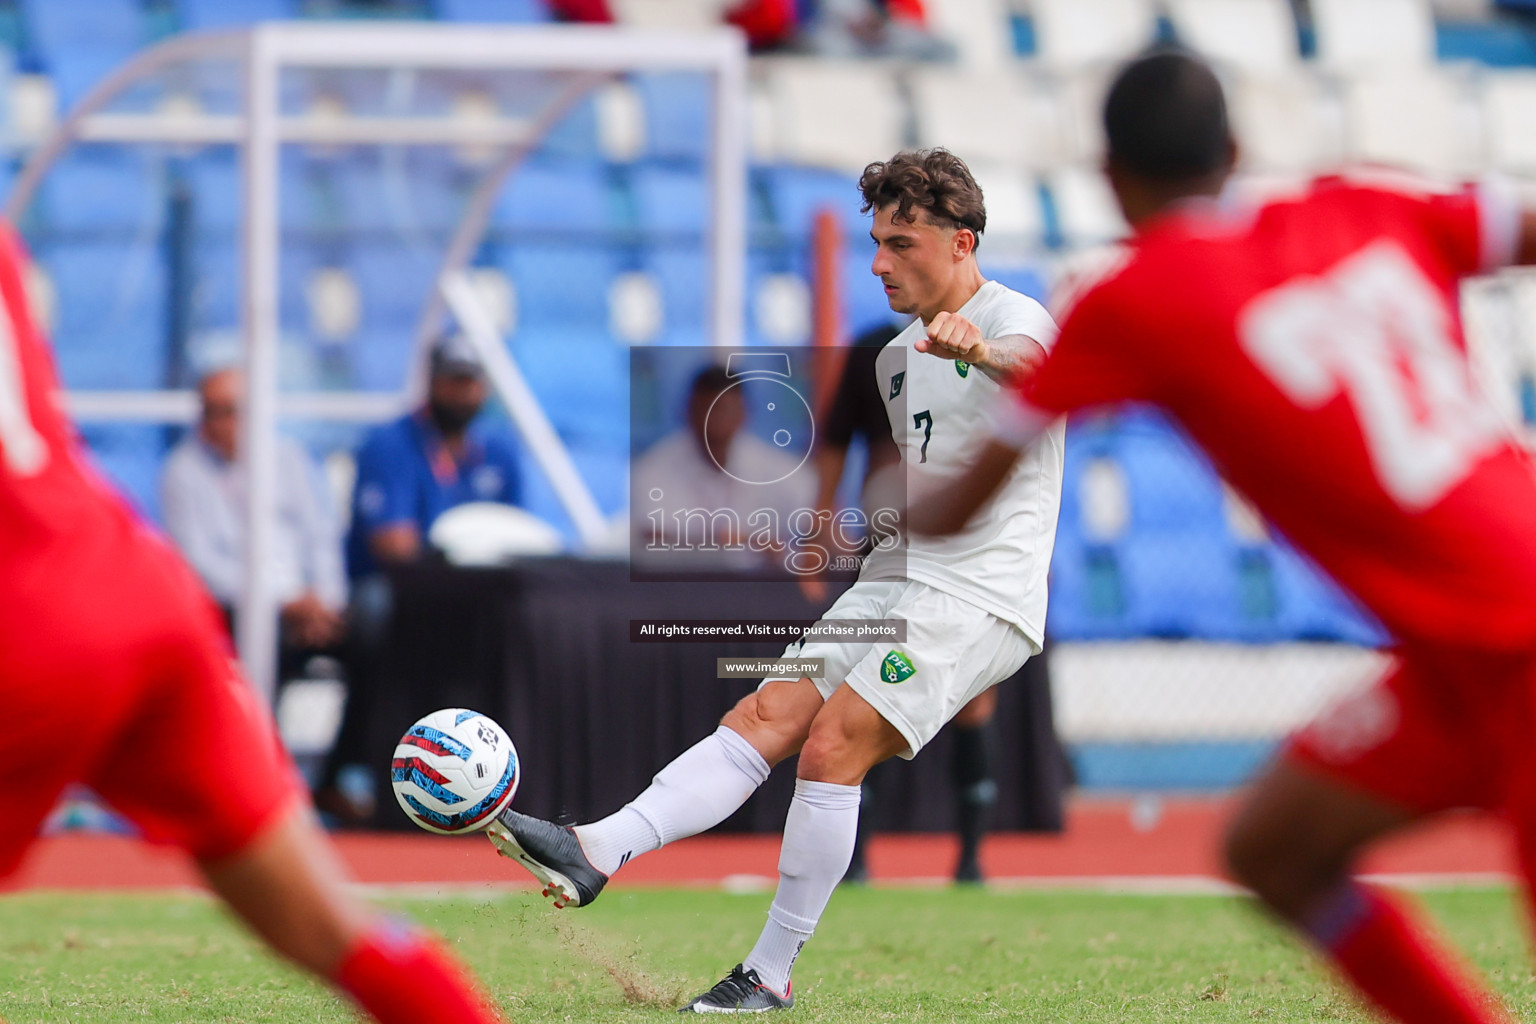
[
  {"x1": 971, "y1": 334, "x2": 1047, "y2": 386},
  {"x1": 907, "y1": 440, "x2": 1022, "y2": 537}
]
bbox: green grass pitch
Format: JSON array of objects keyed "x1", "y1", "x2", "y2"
[{"x1": 0, "y1": 886, "x2": 1531, "y2": 1022}]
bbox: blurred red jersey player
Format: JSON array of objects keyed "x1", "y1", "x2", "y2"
[
  {"x1": 0, "y1": 223, "x2": 504, "y2": 1023},
  {"x1": 916, "y1": 51, "x2": 1536, "y2": 1024}
]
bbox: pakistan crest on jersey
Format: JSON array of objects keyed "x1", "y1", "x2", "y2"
[
  {"x1": 880, "y1": 650, "x2": 916, "y2": 684},
  {"x1": 955, "y1": 361, "x2": 970, "y2": 378}
]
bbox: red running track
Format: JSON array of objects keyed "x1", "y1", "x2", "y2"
[{"x1": 4, "y1": 798, "x2": 1516, "y2": 892}]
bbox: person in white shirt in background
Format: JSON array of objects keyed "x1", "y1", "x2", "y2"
[{"x1": 160, "y1": 366, "x2": 347, "y2": 652}]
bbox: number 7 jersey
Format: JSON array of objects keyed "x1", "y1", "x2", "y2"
[
  {"x1": 863, "y1": 281, "x2": 1066, "y2": 652},
  {"x1": 1020, "y1": 173, "x2": 1536, "y2": 650}
]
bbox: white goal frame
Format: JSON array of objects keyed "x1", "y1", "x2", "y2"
[{"x1": 6, "y1": 22, "x2": 749, "y2": 700}]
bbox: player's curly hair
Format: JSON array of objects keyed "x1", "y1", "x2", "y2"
[{"x1": 858, "y1": 148, "x2": 986, "y2": 245}]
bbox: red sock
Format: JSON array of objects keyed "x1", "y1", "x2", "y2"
[
  {"x1": 1307, "y1": 883, "x2": 1511, "y2": 1024},
  {"x1": 334, "y1": 921, "x2": 503, "y2": 1024}
]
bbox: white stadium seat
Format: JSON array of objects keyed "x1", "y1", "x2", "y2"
[
  {"x1": 1229, "y1": 69, "x2": 1342, "y2": 174},
  {"x1": 1166, "y1": 0, "x2": 1299, "y2": 74},
  {"x1": 1344, "y1": 68, "x2": 1479, "y2": 179},
  {"x1": 1029, "y1": 0, "x2": 1158, "y2": 70},
  {"x1": 1482, "y1": 72, "x2": 1536, "y2": 176},
  {"x1": 909, "y1": 68, "x2": 1061, "y2": 172},
  {"x1": 1049, "y1": 167, "x2": 1128, "y2": 249},
  {"x1": 928, "y1": 0, "x2": 1017, "y2": 71},
  {"x1": 967, "y1": 162, "x2": 1047, "y2": 248},
  {"x1": 760, "y1": 60, "x2": 906, "y2": 174},
  {"x1": 1311, "y1": 0, "x2": 1435, "y2": 70},
  {"x1": 1054, "y1": 68, "x2": 1114, "y2": 164}
]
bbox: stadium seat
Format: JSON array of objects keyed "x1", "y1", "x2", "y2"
[
  {"x1": 495, "y1": 160, "x2": 615, "y2": 237},
  {"x1": 760, "y1": 60, "x2": 905, "y2": 174},
  {"x1": 42, "y1": 152, "x2": 162, "y2": 232},
  {"x1": 1166, "y1": 0, "x2": 1299, "y2": 74},
  {"x1": 1054, "y1": 68, "x2": 1114, "y2": 164},
  {"x1": 1343, "y1": 68, "x2": 1480, "y2": 178},
  {"x1": 347, "y1": 246, "x2": 441, "y2": 389},
  {"x1": 35, "y1": 241, "x2": 169, "y2": 390},
  {"x1": 330, "y1": 153, "x2": 467, "y2": 235},
  {"x1": 24, "y1": 0, "x2": 143, "y2": 104},
  {"x1": 77, "y1": 424, "x2": 168, "y2": 525},
  {"x1": 966, "y1": 164, "x2": 1047, "y2": 249},
  {"x1": 1030, "y1": 0, "x2": 1158, "y2": 69},
  {"x1": 1228, "y1": 69, "x2": 1340, "y2": 174},
  {"x1": 926, "y1": 0, "x2": 1014, "y2": 70},
  {"x1": 504, "y1": 242, "x2": 620, "y2": 337},
  {"x1": 436, "y1": 0, "x2": 551, "y2": 21},
  {"x1": 1046, "y1": 167, "x2": 1127, "y2": 249},
  {"x1": 909, "y1": 69, "x2": 1062, "y2": 173},
  {"x1": 1311, "y1": 0, "x2": 1435, "y2": 69},
  {"x1": 1114, "y1": 428, "x2": 1228, "y2": 535},
  {"x1": 630, "y1": 163, "x2": 708, "y2": 235},
  {"x1": 760, "y1": 164, "x2": 866, "y2": 242},
  {"x1": 511, "y1": 337, "x2": 628, "y2": 442},
  {"x1": 635, "y1": 72, "x2": 713, "y2": 162},
  {"x1": 1118, "y1": 533, "x2": 1245, "y2": 639},
  {"x1": 640, "y1": 247, "x2": 709, "y2": 346},
  {"x1": 179, "y1": 0, "x2": 294, "y2": 28},
  {"x1": 1270, "y1": 544, "x2": 1389, "y2": 645},
  {"x1": 1482, "y1": 72, "x2": 1536, "y2": 175}
]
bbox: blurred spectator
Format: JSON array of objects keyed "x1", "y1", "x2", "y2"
[
  {"x1": 800, "y1": 0, "x2": 953, "y2": 60},
  {"x1": 160, "y1": 366, "x2": 347, "y2": 651},
  {"x1": 345, "y1": 335, "x2": 522, "y2": 578},
  {"x1": 548, "y1": 0, "x2": 799, "y2": 49},
  {"x1": 633, "y1": 364, "x2": 815, "y2": 572}
]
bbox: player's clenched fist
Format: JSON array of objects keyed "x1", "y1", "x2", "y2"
[{"x1": 915, "y1": 311, "x2": 988, "y2": 365}]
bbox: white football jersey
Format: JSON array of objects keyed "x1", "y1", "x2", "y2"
[{"x1": 860, "y1": 280, "x2": 1066, "y2": 651}]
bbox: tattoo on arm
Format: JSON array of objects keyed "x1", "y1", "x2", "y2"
[{"x1": 975, "y1": 334, "x2": 1048, "y2": 385}]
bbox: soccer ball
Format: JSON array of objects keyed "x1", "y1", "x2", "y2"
[{"x1": 391, "y1": 708, "x2": 520, "y2": 835}]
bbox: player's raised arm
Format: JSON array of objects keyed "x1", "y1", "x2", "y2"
[{"x1": 914, "y1": 310, "x2": 1048, "y2": 387}]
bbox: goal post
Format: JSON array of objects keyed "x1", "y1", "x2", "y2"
[{"x1": 7, "y1": 22, "x2": 751, "y2": 701}]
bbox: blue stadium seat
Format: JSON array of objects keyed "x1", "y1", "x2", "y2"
[
  {"x1": 495, "y1": 161, "x2": 614, "y2": 236},
  {"x1": 511, "y1": 336, "x2": 627, "y2": 443},
  {"x1": 762, "y1": 166, "x2": 868, "y2": 241},
  {"x1": 535, "y1": 95, "x2": 602, "y2": 162},
  {"x1": 436, "y1": 0, "x2": 550, "y2": 21},
  {"x1": 347, "y1": 246, "x2": 440, "y2": 389},
  {"x1": 331, "y1": 154, "x2": 467, "y2": 234},
  {"x1": 179, "y1": 0, "x2": 295, "y2": 28},
  {"x1": 635, "y1": 73, "x2": 711, "y2": 161},
  {"x1": 1114, "y1": 426, "x2": 1227, "y2": 534},
  {"x1": 629, "y1": 163, "x2": 707, "y2": 235},
  {"x1": 1270, "y1": 544, "x2": 1388, "y2": 646},
  {"x1": 36, "y1": 241, "x2": 169, "y2": 390},
  {"x1": 639, "y1": 247, "x2": 707, "y2": 347},
  {"x1": 24, "y1": 0, "x2": 143, "y2": 104},
  {"x1": 503, "y1": 242, "x2": 618, "y2": 337},
  {"x1": 184, "y1": 151, "x2": 317, "y2": 233},
  {"x1": 77, "y1": 424, "x2": 168, "y2": 525},
  {"x1": 1118, "y1": 532, "x2": 1244, "y2": 639},
  {"x1": 44, "y1": 153, "x2": 162, "y2": 232}
]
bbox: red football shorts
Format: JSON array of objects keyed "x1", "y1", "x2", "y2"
[
  {"x1": 0, "y1": 534, "x2": 302, "y2": 879},
  {"x1": 1286, "y1": 641, "x2": 1536, "y2": 851}
]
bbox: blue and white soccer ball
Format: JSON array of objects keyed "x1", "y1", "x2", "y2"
[{"x1": 391, "y1": 708, "x2": 520, "y2": 835}]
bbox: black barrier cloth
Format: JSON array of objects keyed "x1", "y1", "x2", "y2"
[{"x1": 361, "y1": 558, "x2": 1066, "y2": 833}]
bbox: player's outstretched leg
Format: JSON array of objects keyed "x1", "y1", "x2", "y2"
[
  {"x1": 491, "y1": 678, "x2": 823, "y2": 908},
  {"x1": 682, "y1": 685, "x2": 906, "y2": 1013},
  {"x1": 201, "y1": 801, "x2": 504, "y2": 1024},
  {"x1": 1225, "y1": 761, "x2": 1516, "y2": 1024}
]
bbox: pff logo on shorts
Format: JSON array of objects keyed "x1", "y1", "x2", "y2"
[{"x1": 881, "y1": 650, "x2": 916, "y2": 684}]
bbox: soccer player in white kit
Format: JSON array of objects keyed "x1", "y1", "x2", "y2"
[{"x1": 487, "y1": 148, "x2": 1066, "y2": 1012}]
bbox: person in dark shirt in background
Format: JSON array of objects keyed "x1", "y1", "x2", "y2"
[{"x1": 813, "y1": 320, "x2": 1007, "y2": 884}]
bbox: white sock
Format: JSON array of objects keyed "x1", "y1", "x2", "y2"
[
  {"x1": 574, "y1": 726, "x2": 770, "y2": 877},
  {"x1": 743, "y1": 778, "x2": 861, "y2": 997}
]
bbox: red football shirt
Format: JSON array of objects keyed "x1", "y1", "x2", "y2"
[
  {"x1": 0, "y1": 223, "x2": 150, "y2": 600},
  {"x1": 1017, "y1": 173, "x2": 1536, "y2": 651}
]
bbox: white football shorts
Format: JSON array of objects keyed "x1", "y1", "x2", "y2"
[{"x1": 765, "y1": 579, "x2": 1032, "y2": 759}]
